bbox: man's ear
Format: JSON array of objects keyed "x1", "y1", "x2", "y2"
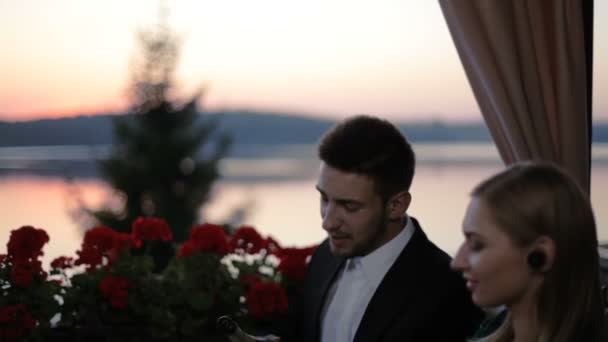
[
  {"x1": 528, "y1": 235, "x2": 556, "y2": 273},
  {"x1": 386, "y1": 191, "x2": 411, "y2": 220}
]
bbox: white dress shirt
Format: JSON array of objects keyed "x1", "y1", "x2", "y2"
[{"x1": 320, "y1": 216, "x2": 415, "y2": 342}]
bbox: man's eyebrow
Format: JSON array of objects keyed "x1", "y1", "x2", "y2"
[
  {"x1": 336, "y1": 199, "x2": 363, "y2": 207},
  {"x1": 329, "y1": 196, "x2": 364, "y2": 206},
  {"x1": 315, "y1": 186, "x2": 363, "y2": 204}
]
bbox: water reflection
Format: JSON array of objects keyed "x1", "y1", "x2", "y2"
[{"x1": 1, "y1": 144, "x2": 607, "y2": 269}]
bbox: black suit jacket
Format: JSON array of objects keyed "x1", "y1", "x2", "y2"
[{"x1": 284, "y1": 217, "x2": 483, "y2": 342}]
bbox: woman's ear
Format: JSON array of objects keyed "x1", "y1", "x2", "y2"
[
  {"x1": 386, "y1": 191, "x2": 411, "y2": 220},
  {"x1": 528, "y1": 235, "x2": 556, "y2": 273}
]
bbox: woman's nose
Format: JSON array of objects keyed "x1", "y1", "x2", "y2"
[{"x1": 450, "y1": 243, "x2": 468, "y2": 272}]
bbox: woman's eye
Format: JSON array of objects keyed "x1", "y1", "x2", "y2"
[{"x1": 469, "y1": 240, "x2": 484, "y2": 252}]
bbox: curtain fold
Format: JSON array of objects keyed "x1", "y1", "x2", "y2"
[{"x1": 439, "y1": 0, "x2": 591, "y2": 193}]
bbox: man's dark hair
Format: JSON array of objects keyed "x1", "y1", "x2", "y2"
[{"x1": 318, "y1": 115, "x2": 415, "y2": 200}]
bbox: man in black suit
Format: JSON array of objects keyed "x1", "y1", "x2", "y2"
[{"x1": 284, "y1": 115, "x2": 482, "y2": 342}]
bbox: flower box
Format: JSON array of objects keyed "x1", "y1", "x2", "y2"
[{"x1": 0, "y1": 219, "x2": 316, "y2": 341}]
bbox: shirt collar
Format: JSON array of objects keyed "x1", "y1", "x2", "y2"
[{"x1": 350, "y1": 216, "x2": 415, "y2": 288}]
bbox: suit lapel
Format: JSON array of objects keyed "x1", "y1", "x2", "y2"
[
  {"x1": 353, "y1": 221, "x2": 429, "y2": 342},
  {"x1": 311, "y1": 244, "x2": 345, "y2": 342}
]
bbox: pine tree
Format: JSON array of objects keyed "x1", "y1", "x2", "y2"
[{"x1": 92, "y1": 9, "x2": 231, "y2": 247}]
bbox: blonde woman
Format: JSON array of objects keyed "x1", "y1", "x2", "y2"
[{"x1": 451, "y1": 162, "x2": 606, "y2": 342}]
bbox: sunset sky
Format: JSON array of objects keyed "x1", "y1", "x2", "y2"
[{"x1": 1, "y1": 0, "x2": 607, "y2": 122}]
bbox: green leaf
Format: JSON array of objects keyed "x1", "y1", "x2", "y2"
[
  {"x1": 189, "y1": 293, "x2": 213, "y2": 312},
  {"x1": 179, "y1": 315, "x2": 207, "y2": 336}
]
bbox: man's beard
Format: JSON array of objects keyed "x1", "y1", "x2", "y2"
[{"x1": 353, "y1": 207, "x2": 390, "y2": 257}]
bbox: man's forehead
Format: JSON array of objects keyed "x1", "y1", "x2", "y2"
[{"x1": 317, "y1": 164, "x2": 376, "y2": 199}]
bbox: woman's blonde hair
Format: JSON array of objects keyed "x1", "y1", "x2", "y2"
[{"x1": 471, "y1": 162, "x2": 604, "y2": 342}]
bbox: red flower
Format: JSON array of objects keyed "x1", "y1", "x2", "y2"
[
  {"x1": 263, "y1": 236, "x2": 282, "y2": 254},
  {"x1": 131, "y1": 217, "x2": 173, "y2": 247},
  {"x1": 245, "y1": 281, "x2": 288, "y2": 319},
  {"x1": 50, "y1": 256, "x2": 73, "y2": 269},
  {"x1": 9, "y1": 260, "x2": 44, "y2": 287},
  {"x1": 10, "y1": 267, "x2": 33, "y2": 287},
  {"x1": 276, "y1": 246, "x2": 317, "y2": 282},
  {"x1": 188, "y1": 223, "x2": 229, "y2": 256},
  {"x1": 10, "y1": 262, "x2": 34, "y2": 287},
  {"x1": 229, "y1": 225, "x2": 264, "y2": 253},
  {"x1": 113, "y1": 233, "x2": 135, "y2": 252},
  {"x1": 106, "y1": 233, "x2": 135, "y2": 263},
  {"x1": 76, "y1": 226, "x2": 130, "y2": 269},
  {"x1": 177, "y1": 240, "x2": 197, "y2": 258},
  {"x1": 239, "y1": 274, "x2": 262, "y2": 288},
  {"x1": 6, "y1": 226, "x2": 49, "y2": 262},
  {"x1": 0, "y1": 304, "x2": 36, "y2": 341},
  {"x1": 75, "y1": 246, "x2": 103, "y2": 270},
  {"x1": 82, "y1": 226, "x2": 119, "y2": 254},
  {"x1": 99, "y1": 275, "x2": 130, "y2": 309}
]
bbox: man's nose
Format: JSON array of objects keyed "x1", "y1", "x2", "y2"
[{"x1": 321, "y1": 202, "x2": 341, "y2": 232}]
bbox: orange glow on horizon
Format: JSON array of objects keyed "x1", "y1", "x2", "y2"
[
  {"x1": 0, "y1": 102, "x2": 128, "y2": 121},
  {"x1": 1, "y1": 0, "x2": 607, "y2": 122}
]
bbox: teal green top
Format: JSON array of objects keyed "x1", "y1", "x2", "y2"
[{"x1": 471, "y1": 309, "x2": 507, "y2": 340}]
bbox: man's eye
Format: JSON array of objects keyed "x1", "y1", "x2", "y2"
[{"x1": 344, "y1": 203, "x2": 361, "y2": 212}]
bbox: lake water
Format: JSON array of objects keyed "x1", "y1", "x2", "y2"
[{"x1": 1, "y1": 143, "x2": 607, "y2": 268}]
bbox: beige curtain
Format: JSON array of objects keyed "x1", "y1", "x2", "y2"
[{"x1": 439, "y1": 0, "x2": 591, "y2": 192}]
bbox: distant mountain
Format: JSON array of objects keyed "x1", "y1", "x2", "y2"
[
  {"x1": 0, "y1": 111, "x2": 333, "y2": 148},
  {"x1": 0, "y1": 110, "x2": 606, "y2": 148},
  {"x1": 210, "y1": 110, "x2": 334, "y2": 145},
  {"x1": 0, "y1": 115, "x2": 115, "y2": 146}
]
